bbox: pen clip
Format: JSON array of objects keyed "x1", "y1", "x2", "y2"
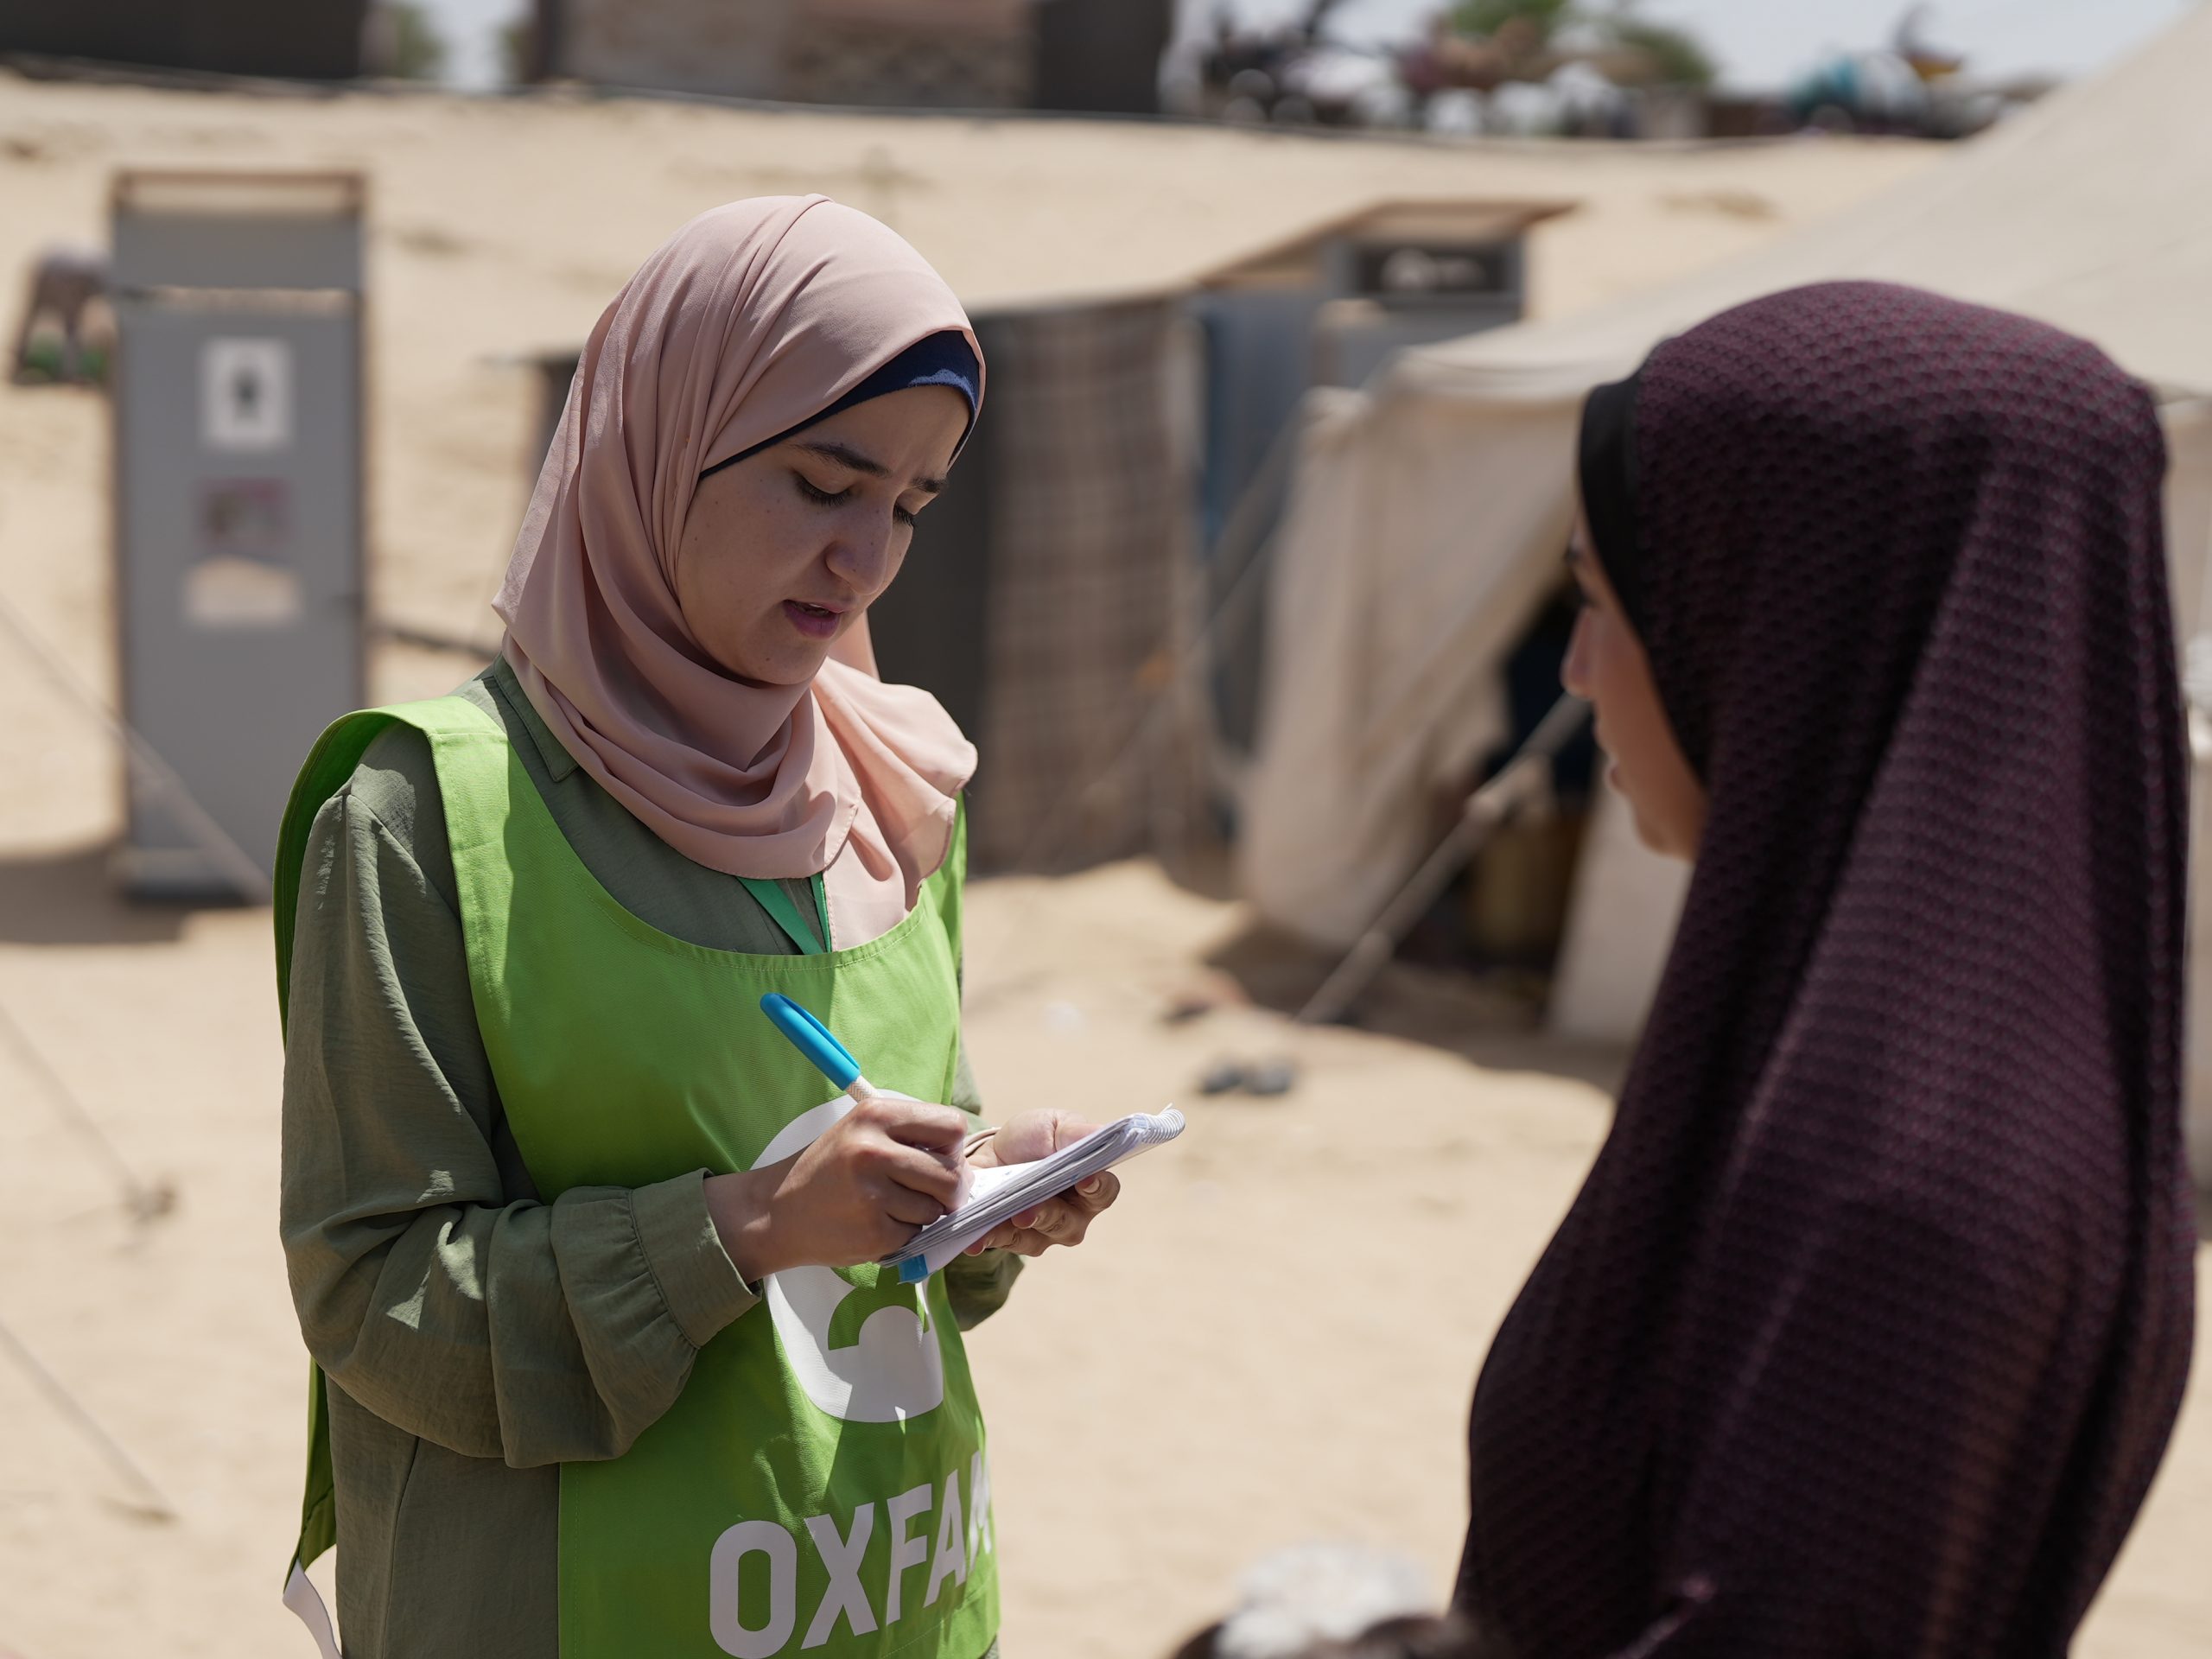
[{"x1": 759, "y1": 993, "x2": 863, "y2": 1091}]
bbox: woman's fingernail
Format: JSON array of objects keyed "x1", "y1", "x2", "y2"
[{"x1": 1078, "y1": 1178, "x2": 1102, "y2": 1195}]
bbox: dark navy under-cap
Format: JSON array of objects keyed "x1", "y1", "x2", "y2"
[{"x1": 702, "y1": 330, "x2": 982, "y2": 480}]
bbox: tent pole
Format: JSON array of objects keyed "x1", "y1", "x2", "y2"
[{"x1": 1295, "y1": 693, "x2": 1590, "y2": 1027}]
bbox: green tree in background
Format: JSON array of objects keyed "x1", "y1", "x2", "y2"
[
  {"x1": 1452, "y1": 0, "x2": 1575, "y2": 41},
  {"x1": 1449, "y1": 0, "x2": 1714, "y2": 87},
  {"x1": 1612, "y1": 15, "x2": 1715, "y2": 86}
]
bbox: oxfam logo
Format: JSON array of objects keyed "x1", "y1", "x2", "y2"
[{"x1": 750, "y1": 1096, "x2": 947, "y2": 1422}]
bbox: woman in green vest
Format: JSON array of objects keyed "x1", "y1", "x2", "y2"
[{"x1": 275, "y1": 196, "x2": 1119, "y2": 1659}]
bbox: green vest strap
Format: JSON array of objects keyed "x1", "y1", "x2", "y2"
[
  {"x1": 739, "y1": 874, "x2": 832, "y2": 955},
  {"x1": 273, "y1": 696, "x2": 500, "y2": 1033}
]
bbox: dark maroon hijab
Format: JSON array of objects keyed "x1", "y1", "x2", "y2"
[{"x1": 1458, "y1": 283, "x2": 2195, "y2": 1657}]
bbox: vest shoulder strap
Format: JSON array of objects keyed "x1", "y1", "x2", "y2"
[{"x1": 272, "y1": 696, "x2": 504, "y2": 1032}]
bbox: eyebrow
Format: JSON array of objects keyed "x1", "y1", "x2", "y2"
[{"x1": 793, "y1": 439, "x2": 945, "y2": 496}]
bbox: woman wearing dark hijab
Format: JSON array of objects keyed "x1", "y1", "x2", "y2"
[{"x1": 1459, "y1": 282, "x2": 2196, "y2": 1657}]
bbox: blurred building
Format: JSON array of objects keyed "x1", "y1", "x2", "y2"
[
  {"x1": 0, "y1": 0, "x2": 368, "y2": 79},
  {"x1": 1033, "y1": 0, "x2": 1173, "y2": 115},
  {"x1": 526, "y1": 0, "x2": 1171, "y2": 115},
  {"x1": 529, "y1": 0, "x2": 1035, "y2": 109}
]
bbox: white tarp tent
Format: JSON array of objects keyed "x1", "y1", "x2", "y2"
[{"x1": 1237, "y1": 5, "x2": 2212, "y2": 1177}]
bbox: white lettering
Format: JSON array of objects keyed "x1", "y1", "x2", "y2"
[
  {"x1": 925, "y1": 1469, "x2": 968, "y2": 1607},
  {"x1": 707, "y1": 1457, "x2": 986, "y2": 1652},
  {"x1": 968, "y1": 1450, "x2": 995, "y2": 1560},
  {"x1": 709, "y1": 1521, "x2": 797, "y2": 1659},
  {"x1": 801, "y1": 1503, "x2": 878, "y2": 1648},
  {"x1": 882, "y1": 1483, "x2": 933, "y2": 1624}
]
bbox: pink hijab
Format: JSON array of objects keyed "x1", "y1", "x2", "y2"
[{"x1": 494, "y1": 196, "x2": 981, "y2": 945}]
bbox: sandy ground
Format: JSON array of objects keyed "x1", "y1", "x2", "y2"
[
  {"x1": 0, "y1": 70, "x2": 2202, "y2": 1659},
  {"x1": 0, "y1": 804, "x2": 2208, "y2": 1659}
]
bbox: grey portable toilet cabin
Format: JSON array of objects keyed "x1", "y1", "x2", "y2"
[{"x1": 110, "y1": 171, "x2": 366, "y2": 899}]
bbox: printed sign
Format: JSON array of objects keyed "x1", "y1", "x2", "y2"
[
  {"x1": 200, "y1": 337, "x2": 294, "y2": 453},
  {"x1": 187, "y1": 479, "x2": 300, "y2": 627}
]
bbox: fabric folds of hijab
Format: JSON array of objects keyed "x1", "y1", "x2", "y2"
[
  {"x1": 1577, "y1": 367, "x2": 1646, "y2": 637},
  {"x1": 494, "y1": 196, "x2": 982, "y2": 945},
  {"x1": 1459, "y1": 283, "x2": 2194, "y2": 1657}
]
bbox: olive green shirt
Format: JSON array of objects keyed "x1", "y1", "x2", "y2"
[{"x1": 279, "y1": 658, "x2": 1014, "y2": 1659}]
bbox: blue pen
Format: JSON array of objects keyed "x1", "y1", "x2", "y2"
[
  {"x1": 759, "y1": 993, "x2": 958, "y2": 1284},
  {"x1": 759, "y1": 992, "x2": 880, "y2": 1104}
]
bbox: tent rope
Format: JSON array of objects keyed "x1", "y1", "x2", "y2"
[
  {"x1": 0, "y1": 1309, "x2": 176, "y2": 1522},
  {"x1": 1294, "y1": 692, "x2": 1591, "y2": 1027},
  {"x1": 0, "y1": 995, "x2": 173, "y2": 1226},
  {"x1": 0, "y1": 583, "x2": 271, "y2": 904}
]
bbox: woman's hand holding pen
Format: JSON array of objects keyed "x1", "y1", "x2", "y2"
[
  {"x1": 705, "y1": 1095, "x2": 969, "y2": 1281},
  {"x1": 704, "y1": 1098, "x2": 1123, "y2": 1281}
]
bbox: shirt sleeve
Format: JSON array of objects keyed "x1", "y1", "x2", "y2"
[{"x1": 279, "y1": 769, "x2": 758, "y2": 1470}]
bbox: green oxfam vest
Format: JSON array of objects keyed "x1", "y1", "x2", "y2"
[{"x1": 275, "y1": 696, "x2": 999, "y2": 1659}]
